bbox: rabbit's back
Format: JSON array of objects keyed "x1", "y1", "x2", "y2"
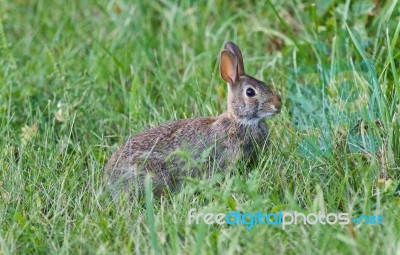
[{"x1": 105, "y1": 114, "x2": 268, "y2": 195}]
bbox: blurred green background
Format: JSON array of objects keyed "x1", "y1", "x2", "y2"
[{"x1": 0, "y1": 0, "x2": 399, "y2": 254}]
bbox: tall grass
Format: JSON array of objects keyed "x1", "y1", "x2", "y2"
[{"x1": 0, "y1": 0, "x2": 399, "y2": 254}]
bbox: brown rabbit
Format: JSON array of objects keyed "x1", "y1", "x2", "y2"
[{"x1": 104, "y1": 42, "x2": 282, "y2": 197}]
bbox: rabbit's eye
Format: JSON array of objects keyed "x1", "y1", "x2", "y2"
[{"x1": 246, "y1": 88, "x2": 256, "y2": 97}]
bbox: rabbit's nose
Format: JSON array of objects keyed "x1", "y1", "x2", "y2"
[{"x1": 272, "y1": 94, "x2": 282, "y2": 113}]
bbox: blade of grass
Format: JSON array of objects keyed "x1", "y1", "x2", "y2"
[
  {"x1": 345, "y1": 21, "x2": 388, "y2": 124},
  {"x1": 266, "y1": 0, "x2": 307, "y2": 59},
  {"x1": 145, "y1": 176, "x2": 161, "y2": 255}
]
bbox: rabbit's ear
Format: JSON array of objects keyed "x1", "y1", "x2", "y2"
[
  {"x1": 224, "y1": 42, "x2": 245, "y2": 76},
  {"x1": 220, "y1": 50, "x2": 238, "y2": 85}
]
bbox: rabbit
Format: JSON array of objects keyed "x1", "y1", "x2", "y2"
[{"x1": 104, "y1": 42, "x2": 282, "y2": 197}]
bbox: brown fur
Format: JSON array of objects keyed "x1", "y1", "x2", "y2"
[{"x1": 104, "y1": 42, "x2": 282, "y2": 197}]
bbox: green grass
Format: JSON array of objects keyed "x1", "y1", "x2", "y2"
[{"x1": 1, "y1": 0, "x2": 400, "y2": 254}]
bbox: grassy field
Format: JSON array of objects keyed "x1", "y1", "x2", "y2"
[{"x1": 1, "y1": 0, "x2": 400, "y2": 254}]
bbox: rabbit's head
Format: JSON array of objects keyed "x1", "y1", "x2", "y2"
[{"x1": 220, "y1": 42, "x2": 282, "y2": 125}]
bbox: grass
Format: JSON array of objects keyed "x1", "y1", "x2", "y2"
[{"x1": 1, "y1": 0, "x2": 399, "y2": 254}]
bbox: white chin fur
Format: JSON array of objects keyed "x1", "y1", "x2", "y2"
[
  {"x1": 238, "y1": 119, "x2": 261, "y2": 126},
  {"x1": 258, "y1": 112, "x2": 276, "y2": 119},
  {"x1": 239, "y1": 112, "x2": 275, "y2": 125}
]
